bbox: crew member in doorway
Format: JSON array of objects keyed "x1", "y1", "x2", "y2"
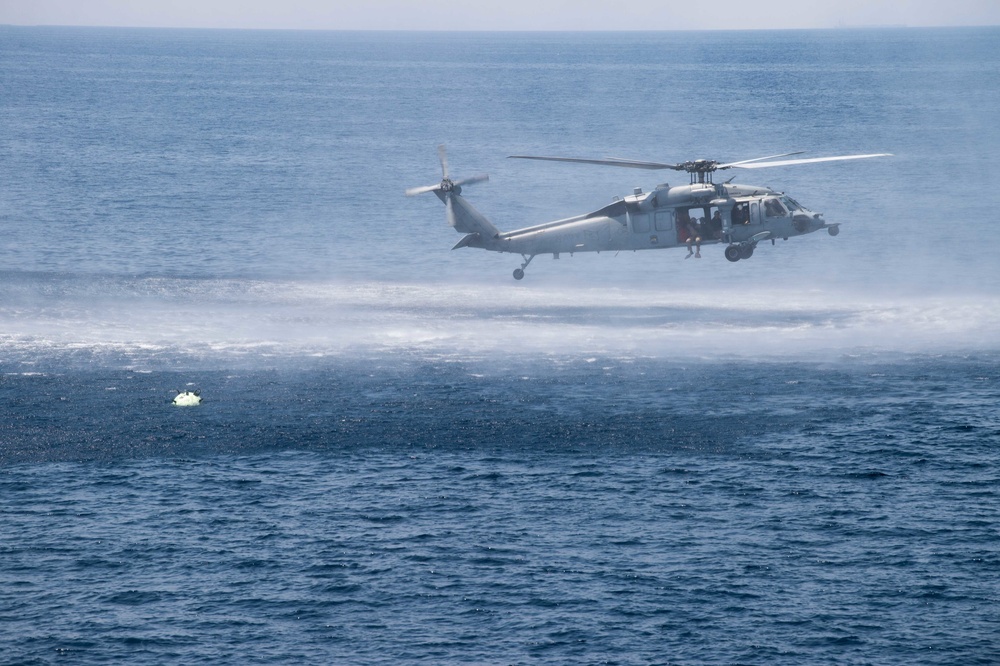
[
  {"x1": 709, "y1": 210, "x2": 724, "y2": 239},
  {"x1": 683, "y1": 215, "x2": 701, "y2": 259}
]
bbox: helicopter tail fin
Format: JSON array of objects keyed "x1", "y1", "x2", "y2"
[{"x1": 438, "y1": 191, "x2": 500, "y2": 240}]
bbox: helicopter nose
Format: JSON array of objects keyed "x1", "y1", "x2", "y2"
[{"x1": 793, "y1": 213, "x2": 824, "y2": 233}]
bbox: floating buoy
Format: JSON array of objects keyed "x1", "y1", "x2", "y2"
[{"x1": 172, "y1": 390, "x2": 201, "y2": 407}]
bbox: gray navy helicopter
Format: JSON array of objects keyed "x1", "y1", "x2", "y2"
[{"x1": 406, "y1": 145, "x2": 890, "y2": 280}]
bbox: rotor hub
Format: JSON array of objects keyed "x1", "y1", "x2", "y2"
[
  {"x1": 682, "y1": 159, "x2": 720, "y2": 173},
  {"x1": 679, "y1": 159, "x2": 721, "y2": 184}
]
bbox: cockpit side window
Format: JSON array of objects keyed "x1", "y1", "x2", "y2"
[{"x1": 764, "y1": 198, "x2": 787, "y2": 217}]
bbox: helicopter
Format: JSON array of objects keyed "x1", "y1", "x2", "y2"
[{"x1": 406, "y1": 145, "x2": 891, "y2": 280}]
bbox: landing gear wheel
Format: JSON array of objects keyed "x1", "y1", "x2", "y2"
[
  {"x1": 740, "y1": 246, "x2": 754, "y2": 259},
  {"x1": 724, "y1": 245, "x2": 742, "y2": 262},
  {"x1": 828, "y1": 225, "x2": 840, "y2": 236},
  {"x1": 513, "y1": 254, "x2": 535, "y2": 280}
]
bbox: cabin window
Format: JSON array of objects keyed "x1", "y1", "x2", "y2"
[
  {"x1": 654, "y1": 211, "x2": 674, "y2": 231},
  {"x1": 632, "y1": 213, "x2": 650, "y2": 233},
  {"x1": 731, "y1": 203, "x2": 750, "y2": 226}
]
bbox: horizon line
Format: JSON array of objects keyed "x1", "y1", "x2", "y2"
[{"x1": 3, "y1": 23, "x2": 999, "y2": 32}]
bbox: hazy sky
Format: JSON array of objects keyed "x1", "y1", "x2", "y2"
[{"x1": 2, "y1": 0, "x2": 999, "y2": 31}]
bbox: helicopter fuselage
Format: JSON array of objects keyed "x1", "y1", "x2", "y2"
[{"x1": 457, "y1": 181, "x2": 834, "y2": 262}]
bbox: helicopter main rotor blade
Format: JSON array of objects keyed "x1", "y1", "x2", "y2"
[
  {"x1": 508, "y1": 155, "x2": 682, "y2": 170},
  {"x1": 718, "y1": 152, "x2": 806, "y2": 168},
  {"x1": 730, "y1": 153, "x2": 892, "y2": 169}
]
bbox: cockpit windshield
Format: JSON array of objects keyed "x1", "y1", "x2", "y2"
[{"x1": 779, "y1": 196, "x2": 803, "y2": 212}]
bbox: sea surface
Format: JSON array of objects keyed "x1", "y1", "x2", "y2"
[{"x1": 1, "y1": 26, "x2": 1000, "y2": 664}]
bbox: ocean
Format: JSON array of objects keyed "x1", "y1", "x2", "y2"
[{"x1": 1, "y1": 26, "x2": 999, "y2": 664}]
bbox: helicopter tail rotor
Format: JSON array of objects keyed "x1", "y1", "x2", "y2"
[
  {"x1": 407, "y1": 145, "x2": 498, "y2": 239},
  {"x1": 405, "y1": 144, "x2": 489, "y2": 197}
]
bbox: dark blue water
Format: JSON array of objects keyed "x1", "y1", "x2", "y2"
[{"x1": 2, "y1": 27, "x2": 1000, "y2": 664}]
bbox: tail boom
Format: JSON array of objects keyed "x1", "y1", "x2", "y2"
[{"x1": 438, "y1": 191, "x2": 500, "y2": 240}]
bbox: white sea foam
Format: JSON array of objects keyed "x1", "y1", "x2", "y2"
[{"x1": 0, "y1": 276, "x2": 997, "y2": 367}]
